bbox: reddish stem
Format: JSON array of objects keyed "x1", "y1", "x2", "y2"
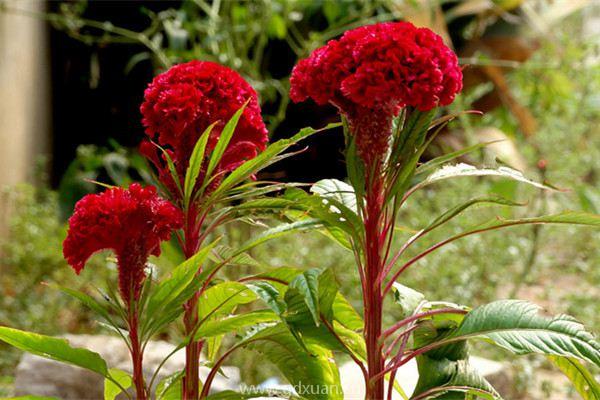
[
  {"x1": 183, "y1": 204, "x2": 203, "y2": 400},
  {"x1": 363, "y1": 164, "x2": 386, "y2": 400},
  {"x1": 129, "y1": 308, "x2": 147, "y2": 400}
]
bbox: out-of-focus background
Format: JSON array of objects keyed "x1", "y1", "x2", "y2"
[{"x1": 0, "y1": 0, "x2": 598, "y2": 398}]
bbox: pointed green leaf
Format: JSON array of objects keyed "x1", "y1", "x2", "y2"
[
  {"x1": 104, "y1": 368, "x2": 132, "y2": 400},
  {"x1": 448, "y1": 300, "x2": 600, "y2": 365},
  {"x1": 239, "y1": 323, "x2": 343, "y2": 400},
  {"x1": 204, "y1": 102, "x2": 248, "y2": 183},
  {"x1": 548, "y1": 356, "x2": 600, "y2": 400},
  {"x1": 0, "y1": 327, "x2": 108, "y2": 376},
  {"x1": 414, "y1": 163, "x2": 557, "y2": 193},
  {"x1": 184, "y1": 121, "x2": 216, "y2": 206},
  {"x1": 156, "y1": 371, "x2": 183, "y2": 400},
  {"x1": 195, "y1": 310, "x2": 279, "y2": 339}
]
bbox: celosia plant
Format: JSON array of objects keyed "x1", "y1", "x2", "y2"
[
  {"x1": 63, "y1": 183, "x2": 182, "y2": 399},
  {"x1": 286, "y1": 21, "x2": 600, "y2": 400},
  {"x1": 139, "y1": 60, "x2": 271, "y2": 399}
]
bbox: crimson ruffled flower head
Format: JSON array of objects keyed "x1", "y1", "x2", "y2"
[
  {"x1": 63, "y1": 183, "x2": 183, "y2": 301},
  {"x1": 290, "y1": 22, "x2": 462, "y2": 163},
  {"x1": 140, "y1": 61, "x2": 268, "y2": 196}
]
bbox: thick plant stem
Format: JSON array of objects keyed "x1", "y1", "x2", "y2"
[
  {"x1": 129, "y1": 310, "x2": 147, "y2": 400},
  {"x1": 183, "y1": 294, "x2": 201, "y2": 400},
  {"x1": 183, "y1": 206, "x2": 202, "y2": 400},
  {"x1": 363, "y1": 167, "x2": 386, "y2": 400}
]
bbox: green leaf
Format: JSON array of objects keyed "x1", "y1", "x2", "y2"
[
  {"x1": 184, "y1": 121, "x2": 216, "y2": 207},
  {"x1": 195, "y1": 310, "x2": 279, "y2": 338},
  {"x1": 311, "y1": 179, "x2": 357, "y2": 213},
  {"x1": 414, "y1": 163, "x2": 557, "y2": 193},
  {"x1": 412, "y1": 358, "x2": 501, "y2": 400},
  {"x1": 332, "y1": 293, "x2": 363, "y2": 331},
  {"x1": 152, "y1": 141, "x2": 183, "y2": 197},
  {"x1": 212, "y1": 123, "x2": 340, "y2": 200},
  {"x1": 0, "y1": 327, "x2": 108, "y2": 376},
  {"x1": 204, "y1": 102, "x2": 248, "y2": 183},
  {"x1": 548, "y1": 356, "x2": 600, "y2": 400},
  {"x1": 237, "y1": 219, "x2": 323, "y2": 255},
  {"x1": 446, "y1": 300, "x2": 600, "y2": 365},
  {"x1": 246, "y1": 281, "x2": 286, "y2": 315},
  {"x1": 206, "y1": 388, "x2": 301, "y2": 399},
  {"x1": 239, "y1": 323, "x2": 343, "y2": 400},
  {"x1": 156, "y1": 371, "x2": 183, "y2": 400},
  {"x1": 104, "y1": 368, "x2": 132, "y2": 400},
  {"x1": 52, "y1": 285, "x2": 112, "y2": 323},
  {"x1": 198, "y1": 282, "x2": 258, "y2": 320},
  {"x1": 393, "y1": 282, "x2": 425, "y2": 318},
  {"x1": 423, "y1": 196, "x2": 523, "y2": 233},
  {"x1": 143, "y1": 240, "x2": 218, "y2": 333},
  {"x1": 288, "y1": 269, "x2": 322, "y2": 326},
  {"x1": 414, "y1": 141, "x2": 501, "y2": 177}
]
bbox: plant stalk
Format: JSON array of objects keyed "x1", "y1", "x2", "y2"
[
  {"x1": 363, "y1": 165, "x2": 386, "y2": 400},
  {"x1": 129, "y1": 309, "x2": 147, "y2": 400},
  {"x1": 183, "y1": 205, "x2": 203, "y2": 400}
]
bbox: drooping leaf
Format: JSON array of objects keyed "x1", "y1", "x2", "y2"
[
  {"x1": 104, "y1": 368, "x2": 132, "y2": 400},
  {"x1": 414, "y1": 141, "x2": 501, "y2": 177},
  {"x1": 414, "y1": 163, "x2": 557, "y2": 193},
  {"x1": 422, "y1": 196, "x2": 523, "y2": 234},
  {"x1": 548, "y1": 356, "x2": 600, "y2": 400},
  {"x1": 239, "y1": 323, "x2": 343, "y2": 400},
  {"x1": 195, "y1": 310, "x2": 279, "y2": 339},
  {"x1": 446, "y1": 300, "x2": 600, "y2": 366},
  {"x1": 0, "y1": 327, "x2": 108, "y2": 376}
]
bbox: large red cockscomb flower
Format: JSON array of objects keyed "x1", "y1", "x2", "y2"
[
  {"x1": 290, "y1": 22, "x2": 462, "y2": 163},
  {"x1": 63, "y1": 184, "x2": 183, "y2": 301},
  {"x1": 140, "y1": 61, "x2": 268, "y2": 197}
]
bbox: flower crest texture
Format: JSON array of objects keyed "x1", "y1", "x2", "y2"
[
  {"x1": 290, "y1": 22, "x2": 462, "y2": 162},
  {"x1": 140, "y1": 60, "x2": 268, "y2": 195},
  {"x1": 63, "y1": 183, "x2": 183, "y2": 300}
]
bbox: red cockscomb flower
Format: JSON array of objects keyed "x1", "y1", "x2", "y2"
[
  {"x1": 140, "y1": 61, "x2": 268, "y2": 196},
  {"x1": 63, "y1": 184, "x2": 183, "y2": 301},
  {"x1": 290, "y1": 22, "x2": 462, "y2": 163}
]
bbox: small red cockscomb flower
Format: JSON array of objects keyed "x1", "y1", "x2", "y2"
[
  {"x1": 140, "y1": 61, "x2": 268, "y2": 196},
  {"x1": 290, "y1": 22, "x2": 462, "y2": 163},
  {"x1": 63, "y1": 183, "x2": 183, "y2": 301}
]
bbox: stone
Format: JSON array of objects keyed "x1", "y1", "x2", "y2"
[{"x1": 14, "y1": 334, "x2": 240, "y2": 399}]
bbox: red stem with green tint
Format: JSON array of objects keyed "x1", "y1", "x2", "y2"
[
  {"x1": 128, "y1": 309, "x2": 147, "y2": 400},
  {"x1": 363, "y1": 164, "x2": 386, "y2": 400},
  {"x1": 182, "y1": 203, "x2": 204, "y2": 400}
]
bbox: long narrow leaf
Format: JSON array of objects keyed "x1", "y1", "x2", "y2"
[{"x1": 0, "y1": 327, "x2": 108, "y2": 376}]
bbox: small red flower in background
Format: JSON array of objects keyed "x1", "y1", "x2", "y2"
[
  {"x1": 290, "y1": 22, "x2": 462, "y2": 163},
  {"x1": 63, "y1": 183, "x2": 183, "y2": 301},
  {"x1": 140, "y1": 61, "x2": 268, "y2": 196}
]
